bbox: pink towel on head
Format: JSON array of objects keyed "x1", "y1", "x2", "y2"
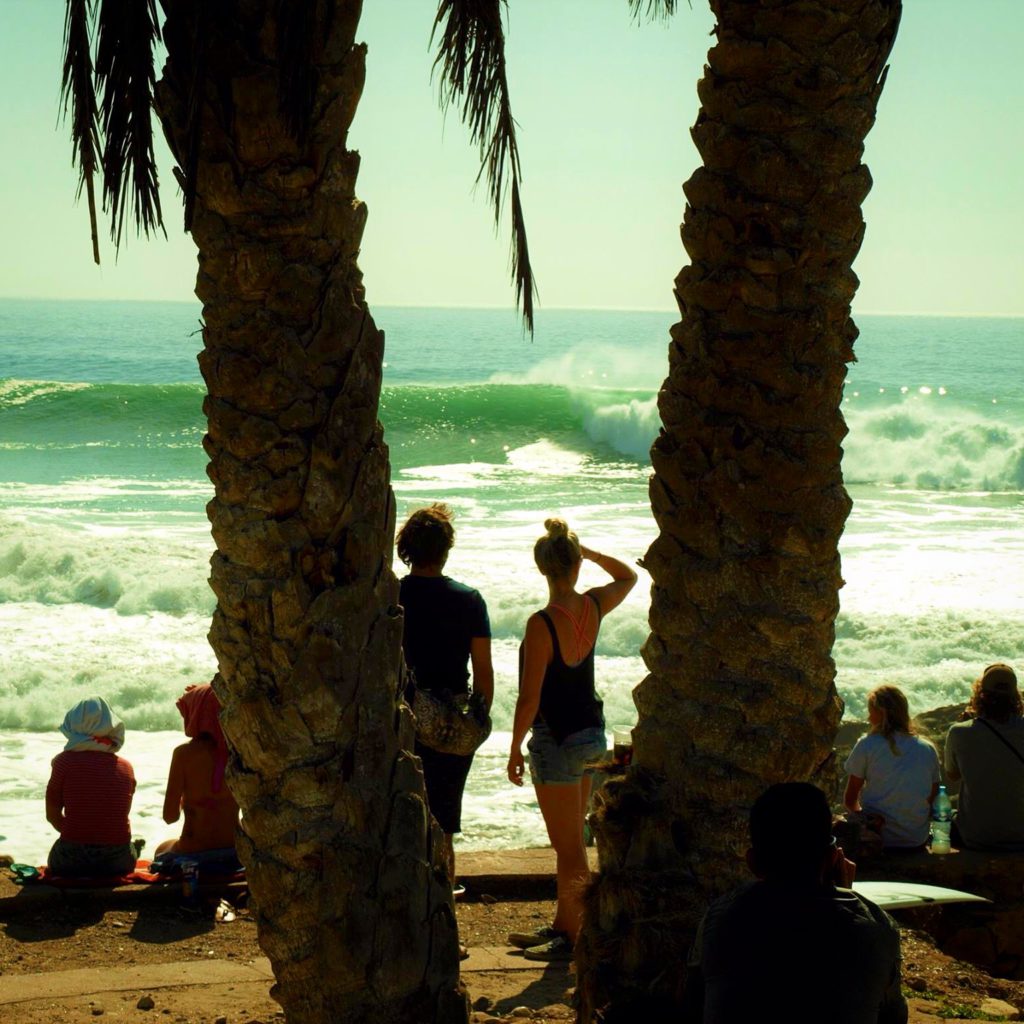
[{"x1": 176, "y1": 683, "x2": 228, "y2": 793}]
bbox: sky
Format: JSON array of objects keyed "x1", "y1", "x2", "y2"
[{"x1": 0, "y1": 0, "x2": 1021, "y2": 316}]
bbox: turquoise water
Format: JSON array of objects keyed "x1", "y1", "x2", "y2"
[{"x1": 1, "y1": 299, "x2": 1023, "y2": 860}]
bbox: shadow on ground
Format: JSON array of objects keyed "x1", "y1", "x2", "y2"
[
  {"x1": 128, "y1": 903, "x2": 215, "y2": 944},
  {"x1": 491, "y1": 958, "x2": 574, "y2": 1015},
  {"x1": 4, "y1": 903, "x2": 104, "y2": 943}
]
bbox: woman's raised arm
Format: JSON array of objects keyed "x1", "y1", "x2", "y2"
[{"x1": 579, "y1": 545, "x2": 637, "y2": 617}]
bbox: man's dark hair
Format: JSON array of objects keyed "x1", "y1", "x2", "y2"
[
  {"x1": 749, "y1": 782, "x2": 834, "y2": 881},
  {"x1": 396, "y1": 503, "x2": 455, "y2": 568},
  {"x1": 965, "y1": 663, "x2": 1022, "y2": 723}
]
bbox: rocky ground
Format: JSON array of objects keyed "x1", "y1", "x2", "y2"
[{"x1": 1, "y1": 872, "x2": 1023, "y2": 1023}]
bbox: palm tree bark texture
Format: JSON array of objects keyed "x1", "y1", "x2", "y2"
[
  {"x1": 576, "y1": 2, "x2": 901, "y2": 1020},
  {"x1": 154, "y1": 2, "x2": 467, "y2": 1022}
]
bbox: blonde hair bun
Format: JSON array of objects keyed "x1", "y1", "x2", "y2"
[
  {"x1": 544, "y1": 517, "x2": 570, "y2": 538},
  {"x1": 535, "y1": 517, "x2": 581, "y2": 578}
]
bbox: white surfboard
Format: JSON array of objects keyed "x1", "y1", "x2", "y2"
[{"x1": 852, "y1": 880, "x2": 990, "y2": 910}]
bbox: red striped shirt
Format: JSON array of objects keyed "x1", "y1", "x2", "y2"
[{"x1": 46, "y1": 751, "x2": 136, "y2": 845}]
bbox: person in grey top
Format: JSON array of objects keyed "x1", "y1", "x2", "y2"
[
  {"x1": 682, "y1": 783, "x2": 907, "y2": 1024},
  {"x1": 945, "y1": 663, "x2": 1024, "y2": 851}
]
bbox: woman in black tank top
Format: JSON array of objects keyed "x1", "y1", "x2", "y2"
[{"x1": 506, "y1": 517, "x2": 637, "y2": 960}]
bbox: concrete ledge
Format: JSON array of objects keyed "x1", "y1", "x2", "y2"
[
  {"x1": 456, "y1": 847, "x2": 597, "y2": 898},
  {"x1": 0, "y1": 948, "x2": 546, "y2": 1007},
  {"x1": 0, "y1": 958, "x2": 274, "y2": 1006},
  {"x1": 0, "y1": 847, "x2": 573, "y2": 921},
  {"x1": 857, "y1": 848, "x2": 1024, "y2": 899}
]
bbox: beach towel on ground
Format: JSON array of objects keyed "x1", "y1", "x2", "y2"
[
  {"x1": 9, "y1": 859, "x2": 161, "y2": 887},
  {"x1": 9, "y1": 857, "x2": 244, "y2": 888}
]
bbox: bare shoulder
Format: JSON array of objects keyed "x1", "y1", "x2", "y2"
[
  {"x1": 174, "y1": 740, "x2": 210, "y2": 765},
  {"x1": 523, "y1": 611, "x2": 554, "y2": 651}
]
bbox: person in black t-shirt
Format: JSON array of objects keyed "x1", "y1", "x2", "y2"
[{"x1": 397, "y1": 504, "x2": 493, "y2": 892}]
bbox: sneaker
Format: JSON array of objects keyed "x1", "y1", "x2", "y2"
[
  {"x1": 507, "y1": 925, "x2": 563, "y2": 949},
  {"x1": 522, "y1": 935, "x2": 574, "y2": 962}
]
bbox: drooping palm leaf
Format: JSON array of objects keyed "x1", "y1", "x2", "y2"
[
  {"x1": 61, "y1": 0, "x2": 102, "y2": 265},
  {"x1": 432, "y1": 0, "x2": 536, "y2": 334},
  {"x1": 94, "y1": 0, "x2": 164, "y2": 248},
  {"x1": 627, "y1": 0, "x2": 680, "y2": 19}
]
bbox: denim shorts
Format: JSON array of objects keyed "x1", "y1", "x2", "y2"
[{"x1": 527, "y1": 722, "x2": 607, "y2": 786}]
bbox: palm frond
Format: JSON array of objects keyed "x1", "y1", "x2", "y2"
[
  {"x1": 432, "y1": 0, "x2": 536, "y2": 334},
  {"x1": 61, "y1": 0, "x2": 101, "y2": 264},
  {"x1": 627, "y1": 0, "x2": 682, "y2": 21},
  {"x1": 94, "y1": 0, "x2": 165, "y2": 249}
]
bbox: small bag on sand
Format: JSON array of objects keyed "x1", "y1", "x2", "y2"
[{"x1": 411, "y1": 684, "x2": 491, "y2": 756}]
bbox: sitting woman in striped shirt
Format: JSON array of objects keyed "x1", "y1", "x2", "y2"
[
  {"x1": 45, "y1": 697, "x2": 137, "y2": 877},
  {"x1": 155, "y1": 681, "x2": 239, "y2": 861}
]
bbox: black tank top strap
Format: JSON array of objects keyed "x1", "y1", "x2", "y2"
[
  {"x1": 586, "y1": 591, "x2": 602, "y2": 623},
  {"x1": 536, "y1": 610, "x2": 565, "y2": 666}
]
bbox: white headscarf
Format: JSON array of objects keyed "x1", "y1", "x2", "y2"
[{"x1": 60, "y1": 697, "x2": 125, "y2": 753}]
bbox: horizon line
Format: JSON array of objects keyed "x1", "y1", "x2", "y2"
[{"x1": 0, "y1": 294, "x2": 1022, "y2": 319}]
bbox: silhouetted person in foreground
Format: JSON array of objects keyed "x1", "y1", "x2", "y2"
[{"x1": 682, "y1": 782, "x2": 908, "y2": 1024}]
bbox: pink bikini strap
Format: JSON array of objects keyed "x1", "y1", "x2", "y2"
[{"x1": 548, "y1": 598, "x2": 592, "y2": 662}]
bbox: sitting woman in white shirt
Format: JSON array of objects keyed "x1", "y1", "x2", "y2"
[{"x1": 844, "y1": 685, "x2": 940, "y2": 851}]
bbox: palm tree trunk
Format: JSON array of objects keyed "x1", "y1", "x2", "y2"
[
  {"x1": 577, "y1": 1, "x2": 901, "y2": 1019},
  {"x1": 154, "y1": 3, "x2": 467, "y2": 1021}
]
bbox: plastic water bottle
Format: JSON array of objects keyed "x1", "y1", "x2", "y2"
[{"x1": 931, "y1": 785, "x2": 953, "y2": 854}]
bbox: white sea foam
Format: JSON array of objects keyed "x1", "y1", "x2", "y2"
[
  {"x1": 0, "y1": 379, "x2": 90, "y2": 407},
  {"x1": 503, "y1": 440, "x2": 588, "y2": 476},
  {"x1": 0, "y1": 604, "x2": 215, "y2": 731},
  {"x1": 488, "y1": 342, "x2": 662, "y2": 391},
  {"x1": 582, "y1": 395, "x2": 660, "y2": 460},
  {"x1": 0, "y1": 513, "x2": 214, "y2": 616},
  {"x1": 843, "y1": 397, "x2": 1024, "y2": 491},
  {"x1": 3, "y1": 304, "x2": 1024, "y2": 857}
]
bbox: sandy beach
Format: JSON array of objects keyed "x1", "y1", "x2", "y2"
[{"x1": 2, "y1": 848, "x2": 1024, "y2": 1024}]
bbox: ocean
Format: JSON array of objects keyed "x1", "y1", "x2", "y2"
[{"x1": 1, "y1": 299, "x2": 1022, "y2": 863}]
